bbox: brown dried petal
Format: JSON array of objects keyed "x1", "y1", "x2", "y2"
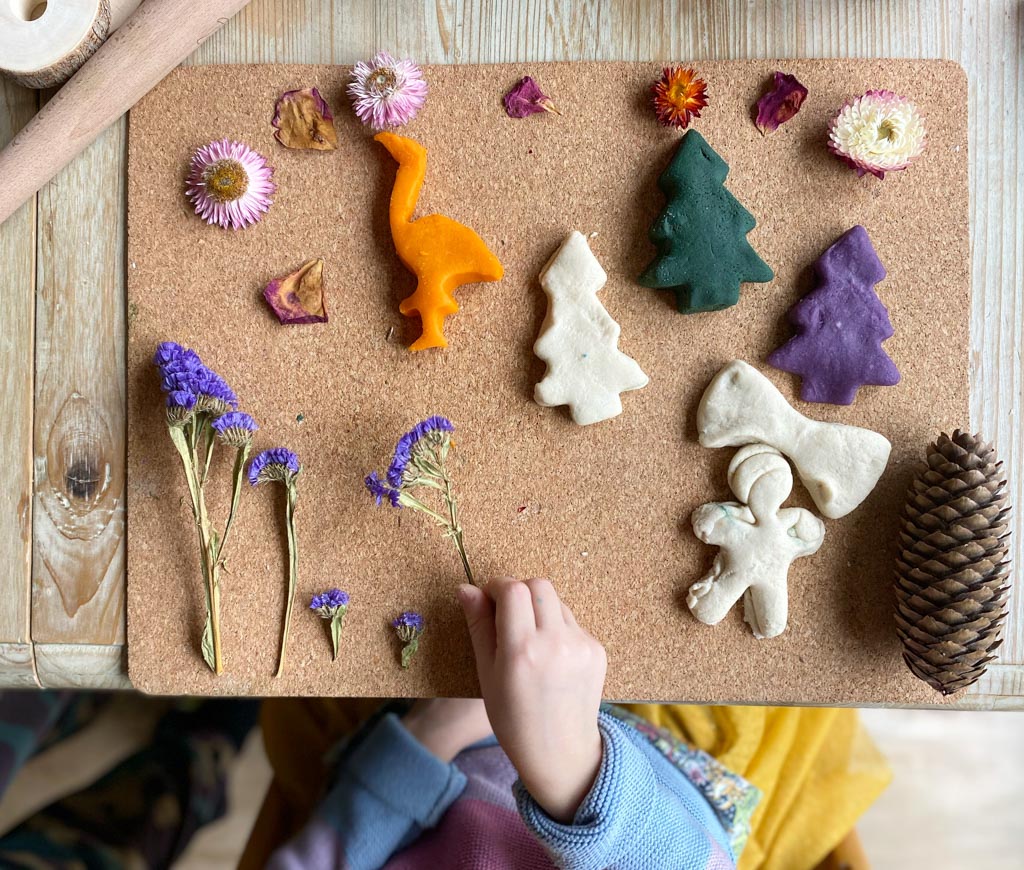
[
  {"x1": 755, "y1": 71, "x2": 808, "y2": 134},
  {"x1": 264, "y1": 258, "x2": 328, "y2": 324},
  {"x1": 272, "y1": 87, "x2": 339, "y2": 150}
]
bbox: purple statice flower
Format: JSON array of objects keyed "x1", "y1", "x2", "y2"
[
  {"x1": 167, "y1": 390, "x2": 197, "y2": 410},
  {"x1": 392, "y1": 610, "x2": 424, "y2": 669},
  {"x1": 153, "y1": 341, "x2": 237, "y2": 415},
  {"x1": 212, "y1": 411, "x2": 258, "y2": 447},
  {"x1": 386, "y1": 415, "x2": 454, "y2": 487},
  {"x1": 310, "y1": 588, "x2": 350, "y2": 615},
  {"x1": 347, "y1": 51, "x2": 428, "y2": 130},
  {"x1": 193, "y1": 369, "x2": 238, "y2": 415},
  {"x1": 249, "y1": 447, "x2": 301, "y2": 486},
  {"x1": 365, "y1": 471, "x2": 401, "y2": 507}
]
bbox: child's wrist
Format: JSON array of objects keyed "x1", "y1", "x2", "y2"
[{"x1": 521, "y1": 726, "x2": 603, "y2": 824}]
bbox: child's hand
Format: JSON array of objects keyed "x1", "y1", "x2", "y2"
[
  {"x1": 402, "y1": 698, "x2": 492, "y2": 763},
  {"x1": 458, "y1": 577, "x2": 607, "y2": 823}
]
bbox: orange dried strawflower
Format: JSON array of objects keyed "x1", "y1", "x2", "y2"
[{"x1": 651, "y1": 65, "x2": 709, "y2": 129}]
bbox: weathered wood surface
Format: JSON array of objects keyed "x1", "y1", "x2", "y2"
[{"x1": 1, "y1": 0, "x2": 1021, "y2": 703}]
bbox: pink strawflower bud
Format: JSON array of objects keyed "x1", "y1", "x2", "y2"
[{"x1": 347, "y1": 51, "x2": 428, "y2": 131}]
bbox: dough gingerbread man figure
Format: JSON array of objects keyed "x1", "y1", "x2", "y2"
[{"x1": 688, "y1": 443, "x2": 825, "y2": 639}]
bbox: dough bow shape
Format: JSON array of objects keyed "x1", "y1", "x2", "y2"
[{"x1": 696, "y1": 360, "x2": 891, "y2": 519}]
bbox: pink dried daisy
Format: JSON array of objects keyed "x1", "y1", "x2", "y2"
[
  {"x1": 185, "y1": 139, "x2": 275, "y2": 230},
  {"x1": 828, "y1": 90, "x2": 926, "y2": 179},
  {"x1": 347, "y1": 51, "x2": 428, "y2": 131}
]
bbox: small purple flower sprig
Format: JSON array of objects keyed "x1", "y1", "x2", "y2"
[
  {"x1": 365, "y1": 416, "x2": 475, "y2": 586},
  {"x1": 250, "y1": 448, "x2": 302, "y2": 677},
  {"x1": 311, "y1": 589, "x2": 350, "y2": 661},
  {"x1": 154, "y1": 342, "x2": 258, "y2": 675},
  {"x1": 392, "y1": 610, "x2": 424, "y2": 668}
]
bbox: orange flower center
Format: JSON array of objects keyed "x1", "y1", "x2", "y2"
[{"x1": 203, "y1": 159, "x2": 249, "y2": 203}]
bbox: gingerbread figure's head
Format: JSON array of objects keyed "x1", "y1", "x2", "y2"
[{"x1": 728, "y1": 444, "x2": 793, "y2": 519}]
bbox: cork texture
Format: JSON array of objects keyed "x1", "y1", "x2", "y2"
[{"x1": 126, "y1": 61, "x2": 969, "y2": 702}]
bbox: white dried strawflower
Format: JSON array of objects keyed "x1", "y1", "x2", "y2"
[{"x1": 828, "y1": 90, "x2": 926, "y2": 179}]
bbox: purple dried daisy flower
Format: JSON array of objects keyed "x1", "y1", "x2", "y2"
[
  {"x1": 186, "y1": 138, "x2": 276, "y2": 230},
  {"x1": 365, "y1": 471, "x2": 401, "y2": 507},
  {"x1": 386, "y1": 415, "x2": 454, "y2": 486},
  {"x1": 348, "y1": 51, "x2": 428, "y2": 131},
  {"x1": 392, "y1": 610, "x2": 424, "y2": 668},
  {"x1": 212, "y1": 411, "x2": 258, "y2": 447},
  {"x1": 248, "y1": 447, "x2": 301, "y2": 486}
]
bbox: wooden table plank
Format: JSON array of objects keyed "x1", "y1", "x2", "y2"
[
  {"x1": 0, "y1": 79, "x2": 39, "y2": 689},
  {"x1": 14, "y1": 0, "x2": 1023, "y2": 703},
  {"x1": 31, "y1": 113, "x2": 127, "y2": 671}
]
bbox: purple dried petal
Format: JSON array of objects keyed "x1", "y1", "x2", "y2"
[
  {"x1": 755, "y1": 72, "x2": 808, "y2": 135},
  {"x1": 264, "y1": 258, "x2": 328, "y2": 325},
  {"x1": 272, "y1": 87, "x2": 339, "y2": 150},
  {"x1": 503, "y1": 76, "x2": 560, "y2": 119}
]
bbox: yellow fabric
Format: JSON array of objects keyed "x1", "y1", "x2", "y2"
[{"x1": 621, "y1": 705, "x2": 891, "y2": 870}]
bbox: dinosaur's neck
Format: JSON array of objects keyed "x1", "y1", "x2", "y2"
[{"x1": 389, "y1": 158, "x2": 425, "y2": 231}]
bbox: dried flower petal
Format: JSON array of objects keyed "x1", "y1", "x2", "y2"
[
  {"x1": 263, "y1": 258, "x2": 328, "y2": 325},
  {"x1": 828, "y1": 90, "x2": 926, "y2": 179},
  {"x1": 652, "y1": 66, "x2": 709, "y2": 130},
  {"x1": 273, "y1": 87, "x2": 339, "y2": 150},
  {"x1": 503, "y1": 76, "x2": 560, "y2": 118},
  {"x1": 755, "y1": 71, "x2": 808, "y2": 135}
]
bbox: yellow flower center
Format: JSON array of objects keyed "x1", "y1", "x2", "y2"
[
  {"x1": 203, "y1": 159, "x2": 249, "y2": 203},
  {"x1": 368, "y1": 67, "x2": 397, "y2": 96}
]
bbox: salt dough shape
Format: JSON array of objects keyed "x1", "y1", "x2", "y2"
[
  {"x1": 534, "y1": 231, "x2": 649, "y2": 425},
  {"x1": 768, "y1": 225, "x2": 900, "y2": 405},
  {"x1": 689, "y1": 444, "x2": 825, "y2": 639},
  {"x1": 638, "y1": 130, "x2": 773, "y2": 313},
  {"x1": 697, "y1": 360, "x2": 891, "y2": 519},
  {"x1": 375, "y1": 132, "x2": 504, "y2": 351}
]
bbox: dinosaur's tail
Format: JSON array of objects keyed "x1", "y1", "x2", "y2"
[{"x1": 374, "y1": 132, "x2": 427, "y2": 228}]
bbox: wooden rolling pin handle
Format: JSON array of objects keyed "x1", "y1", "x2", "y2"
[{"x1": 0, "y1": 0, "x2": 252, "y2": 227}]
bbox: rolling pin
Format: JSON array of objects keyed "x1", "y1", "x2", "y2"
[{"x1": 0, "y1": 0, "x2": 253, "y2": 228}]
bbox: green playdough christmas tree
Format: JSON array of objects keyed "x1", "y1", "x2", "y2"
[{"x1": 639, "y1": 130, "x2": 773, "y2": 313}]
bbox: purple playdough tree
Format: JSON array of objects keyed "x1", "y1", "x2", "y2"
[{"x1": 768, "y1": 225, "x2": 900, "y2": 405}]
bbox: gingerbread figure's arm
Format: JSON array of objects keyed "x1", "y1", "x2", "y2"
[
  {"x1": 691, "y1": 501, "x2": 755, "y2": 548},
  {"x1": 780, "y1": 508, "x2": 826, "y2": 557}
]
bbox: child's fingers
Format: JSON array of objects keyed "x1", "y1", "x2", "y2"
[
  {"x1": 523, "y1": 577, "x2": 564, "y2": 629},
  {"x1": 457, "y1": 584, "x2": 497, "y2": 667},
  {"x1": 560, "y1": 602, "x2": 579, "y2": 627},
  {"x1": 489, "y1": 579, "x2": 536, "y2": 648}
]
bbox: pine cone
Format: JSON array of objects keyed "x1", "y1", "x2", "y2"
[{"x1": 894, "y1": 430, "x2": 1011, "y2": 695}]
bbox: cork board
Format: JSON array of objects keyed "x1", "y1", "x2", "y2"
[{"x1": 126, "y1": 60, "x2": 969, "y2": 703}]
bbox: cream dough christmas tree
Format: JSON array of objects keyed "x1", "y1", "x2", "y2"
[{"x1": 534, "y1": 232, "x2": 649, "y2": 425}]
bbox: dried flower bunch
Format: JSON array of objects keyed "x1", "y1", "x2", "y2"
[
  {"x1": 250, "y1": 447, "x2": 302, "y2": 677},
  {"x1": 392, "y1": 610, "x2": 425, "y2": 668},
  {"x1": 273, "y1": 87, "x2": 338, "y2": 150},
  {"x1": 365, "y1": 416, "x2": 475, "y2": 586},
  {"x1": 503, "y1": 76, "x2": 560, "y2": 118},
  {"x1": 755, "y1": 71, "x2": 808, "y2": 135},
  {"x1": 311, "y1": 588, "x2": 350, "y2": 661},
  {"x1": 828, "y1": 90, "x2": 926, "y2": 179},
  {"x1": 155, "y1": 342, "x2": 257, "y2": 674},
  {"x1": 348, "y1": 50, "x2": 428, "y2": 130},
  {"x1": 186, "y1": 138, "x2": 275, "y2": 230},
  {"x1": 652, "y1": 66, "x2": 709, "y2": 129}
]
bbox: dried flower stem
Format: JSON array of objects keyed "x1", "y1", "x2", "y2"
[{"x1": 276, "y1": 481, "x2": 300, "y2": 677}]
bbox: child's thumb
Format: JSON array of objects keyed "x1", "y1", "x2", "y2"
[{"x1": 457, "y1": 584, "x2": 496, "y2": 666}]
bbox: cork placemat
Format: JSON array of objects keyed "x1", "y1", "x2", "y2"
[{"x1": 126, "y1": 60, "x2": 969, "y2": 702}]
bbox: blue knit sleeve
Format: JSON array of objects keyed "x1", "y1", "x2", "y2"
[
  {"x1": 514, "y1": 712, "x2": 735, "y2": 870},
  {"x1": 267, "y1": 712, "x2": 466, "y2": 870}
]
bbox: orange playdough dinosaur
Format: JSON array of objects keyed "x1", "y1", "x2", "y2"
[{"x1": 375, "y1": 132, "x2": 504, "y2": 351}]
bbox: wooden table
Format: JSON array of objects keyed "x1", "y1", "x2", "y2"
[{"x1": 1, "y1": 0, "x2": 1020, "y2": 706}]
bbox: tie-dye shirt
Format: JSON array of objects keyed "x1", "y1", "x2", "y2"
[{"x1": 268, "y1": 708, "x2": 757, "y2": 870}]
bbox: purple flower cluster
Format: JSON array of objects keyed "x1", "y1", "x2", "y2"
[
  {"x1": 212, "y1": 411, "x2": 258, "y2": 447},
  {"x1": 392, "y1": 610, "x2": 424, "y2": 637},
  {"x1": 248, "y1": 447, "x2": 301, "y2": 486},
  {"x1": 365, "y1": 416, "x2": 454, "y2": 508},
  {"x1": 154, "y1": 341, "x2": 238, "y2": 417},
  {"x1": 310, "y1": 588, "x2": 350, "y2": 615}
]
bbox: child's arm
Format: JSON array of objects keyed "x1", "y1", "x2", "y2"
[
  {"x1": 459, "y1": 578, "x2": 736, "y2": 870},
  {"x1": 266, "y1": 700, "x2": 490, "y2": 870}
]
